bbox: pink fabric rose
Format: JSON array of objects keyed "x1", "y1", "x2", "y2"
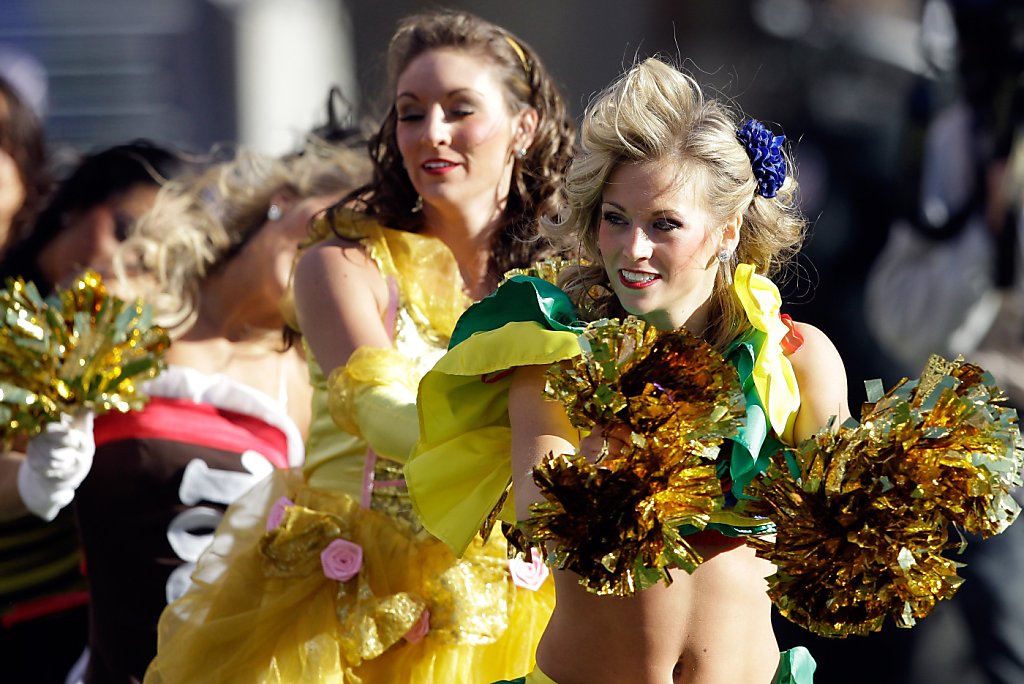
[
  {"x1": 320, "y1": 538, "x2": 363, "y2": 582},
  {"x1": 266, "y1": 496, "x2": 294, "y2": 530},
  {"x1": 404, "y1": 608, "x2": 430, "y2": 644},
  {"x1": 508, "y1": 548, "x2": 549, "y2": 591}
]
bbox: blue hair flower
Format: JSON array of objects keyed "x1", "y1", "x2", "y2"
[{"x1": 736, "y1": 119, "x2": 787, "y2": 199}]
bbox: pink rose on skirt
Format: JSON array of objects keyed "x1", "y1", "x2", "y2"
[
  {"x1": 508, "y1": 548, "x2": 549, "y2": 591},
  {"x1": 404, "y1": 608, "x2": 430, "y2": 644},
  {"x1": 320, "y1": 538, "x2": 363, "y2": 582},
  {"x1": 266, "y1": 496, "x2": 295, "y2": 530}
]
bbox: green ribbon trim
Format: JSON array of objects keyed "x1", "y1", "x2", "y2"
[
  {"x1": 449, "y1": 276, "x2": 582, "y2": 349},
  {"x1": 774, "y1": 646, "x2": 817, "y2": 684},
  {"x1": 724, "y1": 330, "x2": 786, "y2": 500}
]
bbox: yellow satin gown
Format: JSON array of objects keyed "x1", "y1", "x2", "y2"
[{"x1": 144, "y1": 211, "x2": 555, "y2": 684}]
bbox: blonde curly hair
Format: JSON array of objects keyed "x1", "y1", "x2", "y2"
[
  {"x1": 544, "y1": 58, "x2": 806, "y2": 350},
  {"x1": 118, "y1": 139, "x2": 370, "y2": 336}
]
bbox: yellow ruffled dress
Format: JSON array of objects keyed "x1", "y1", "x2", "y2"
[{"x1": 144, "y1": 212, "x2": 555, "y2": 684}]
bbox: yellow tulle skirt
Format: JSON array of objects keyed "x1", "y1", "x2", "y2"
[{"x1": 145, "y1": 468, "x2": 555, "y2": 684}]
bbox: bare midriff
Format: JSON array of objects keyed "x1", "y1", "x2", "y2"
[{"x1": 535, "y1": 540, "x2": 780, "y2": 684}]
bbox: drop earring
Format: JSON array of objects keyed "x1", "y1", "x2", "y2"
[
  {"x1": 267, "y1": 204, "x2": 283, "y2": 221},
  {"x1": 718, "y1": 249, "x2": 733, "y2": 286},
  {"x1": 411, "y1": 195, "x2": 423, "y2": 213}
]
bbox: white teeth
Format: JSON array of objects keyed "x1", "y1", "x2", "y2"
[
  {"x1": 424, "y1": 161, "x2": 453, "y2": 169},
  {"x1": 621, "y1": 270, "x2": 656, "y2": 283}
]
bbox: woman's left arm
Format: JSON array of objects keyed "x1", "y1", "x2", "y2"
[
  {"x1": 788, "y1": 322, "x2": 852, "y2": 443},
  {"x1": 509, "y1": 365, "x2": 579, "y2": 521}
]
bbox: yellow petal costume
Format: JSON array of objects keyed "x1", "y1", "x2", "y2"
[{"x1": 145, "y1": 211, "x2": 554, "y2": 684}]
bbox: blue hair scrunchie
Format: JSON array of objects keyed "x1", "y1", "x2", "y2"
[{"x1": 736, "y1": 119, "x2": 787, "y2": 199}]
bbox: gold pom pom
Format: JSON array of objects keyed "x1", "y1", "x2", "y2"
[
  {"x1": 745, "y1": 355, "x2": 1024, "y2": 636},
  {"x1": 499, "y1": 257, "x2": 578, "y2": 287},
  {"x1": 519, "y1": 317, "x2": 745, "y2": 595},
  {"x1": 0, "y1": 272, "x2": 170, "y2": 445}
]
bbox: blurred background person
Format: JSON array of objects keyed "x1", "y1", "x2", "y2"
[
  {"x1": 0, "y1": 73, "x2": 50, "y2": 255},
  {"x1": 0, "y1": 140, "x2": 191, "y2": 292},
  {"x1": 0, "y1": 68, "x2": 81, "y2": 684},
  {"x1": 864, "y1": 2, "x2": 1024, "y2": 683},
  {"x1": 0, "y1": 139, "x2": 193, "y2": 684},
  {"x1": 866, "y1": 0, "x2": 1024, "y2": 403},
  {"x1": 68, "y1": 135, "x2": 369, "y2": 683}
]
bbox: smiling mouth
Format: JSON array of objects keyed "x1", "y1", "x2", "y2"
[
  {"x1": 618, "y1": 269, "x2": 659, "y2": 288},
  {"x1": 422, "y1": 160, "x2": 458, "y2": 173}
]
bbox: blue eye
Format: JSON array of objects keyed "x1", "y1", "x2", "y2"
[
  {"x1": 653, "y1": 218, "x2": 682, "y2": 232},
  {"x1": 602, "y1": 211, "x2": 627, "y2": 225}
]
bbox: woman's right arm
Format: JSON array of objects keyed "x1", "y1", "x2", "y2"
[
  {"x1": 508, "y1": 364, "x2": 578, "y2": 521},
  {"x1": 292, "y1": 238, "x2": 390, "y2": 376},
  {"x1": 0, "y1": 454, "x2": 27, "y2": 520},
  {"x1": 295, "y1": 237, "x2": 426, "y2": 463}
]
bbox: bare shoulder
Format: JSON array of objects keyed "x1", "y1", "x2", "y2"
[
  {"x1": 787, "y1": 321, "x2": 851, "y2": 441},
  {"x1": 295, "y1": 236, "x2": 376, "y2": 281},
  {"x1": 788, "y1": 322, "x2": 845, "y2": 378},
  {"x1": 292, "y1": 237, "x2": 390, "y2": 374},
  {"x1": 293, "y1": 237, "x2": 385, "y2": 310}
]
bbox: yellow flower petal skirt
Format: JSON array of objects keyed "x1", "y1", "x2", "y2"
[{"x1": 145, "y1": 468, "x2": 555, "y2": 683}]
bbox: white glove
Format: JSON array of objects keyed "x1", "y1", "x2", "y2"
[{"x1": 17, "y1": 410, "x2": 95, "y2": 521}]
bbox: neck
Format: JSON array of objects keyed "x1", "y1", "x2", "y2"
[
  {"x1": 421, "y1": 199, "x2": 506, "y2": 300},
  {"x1": 645, "y1": 295, "x2": 714, "y2": 335},
  {"x1": 0, "y1": 218, "x2": 13, "y2": 253},
  {"x1": 187, "y1": 269, "x2": 282, "y2": 342},
  {"x1": 682, "y1": 304, "x2": 710, "y2": 336}
]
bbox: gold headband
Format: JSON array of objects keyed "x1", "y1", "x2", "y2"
[{"x1": 503, "y1": 34, "x2": 531, "y2": 77}]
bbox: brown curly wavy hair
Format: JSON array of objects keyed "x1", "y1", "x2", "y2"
[{"x1": 337, "y1": 9, "x2": 575, "y2": 282}]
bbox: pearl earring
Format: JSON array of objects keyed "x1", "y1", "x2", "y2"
[
  {"x1": 516, "y1": 148, "x2": 528, "y2": 159},
  {"x1": 267, "y1": 204, "x2": 283, "y2": 221}
]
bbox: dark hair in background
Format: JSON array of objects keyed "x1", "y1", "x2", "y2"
[
  {"x1": 337, "y1": 9, "x2": 576, "y2": 282},
  {"x1": 0, "y1": 139, "x2": 191, "y2": 292},
  {"x1": 897, "y1": 1, "x2": 1024, "y2": 285},
  {"x1": 304, "y1": 85, "x2": 366, "y2": 149},
  {"x1": 952, "y1": 0, "x2": 1024, "y2": 144},
  {"x1": 957, "y1": 0, "x2": 1024, "y2": 287},
  {"x1": 0, "y1": 75, "x2": 51, "y2": 251}
]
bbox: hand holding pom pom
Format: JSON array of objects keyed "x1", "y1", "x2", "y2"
[
  {"x1": 0, "y1": 271, "x2": 169, "y2": 446},
  {"x1": 516, "y1": 317, "x2": 746, "y2": 595},
  {"x1": 17, "y1": 409, "x2": 95, "y2": 520},
  {"x1": 745, "y1": 354, "x2": 1024, "y2": 637},
  {"x1": 2, "y1": 272, "x2": 168, "y2": 519}
]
